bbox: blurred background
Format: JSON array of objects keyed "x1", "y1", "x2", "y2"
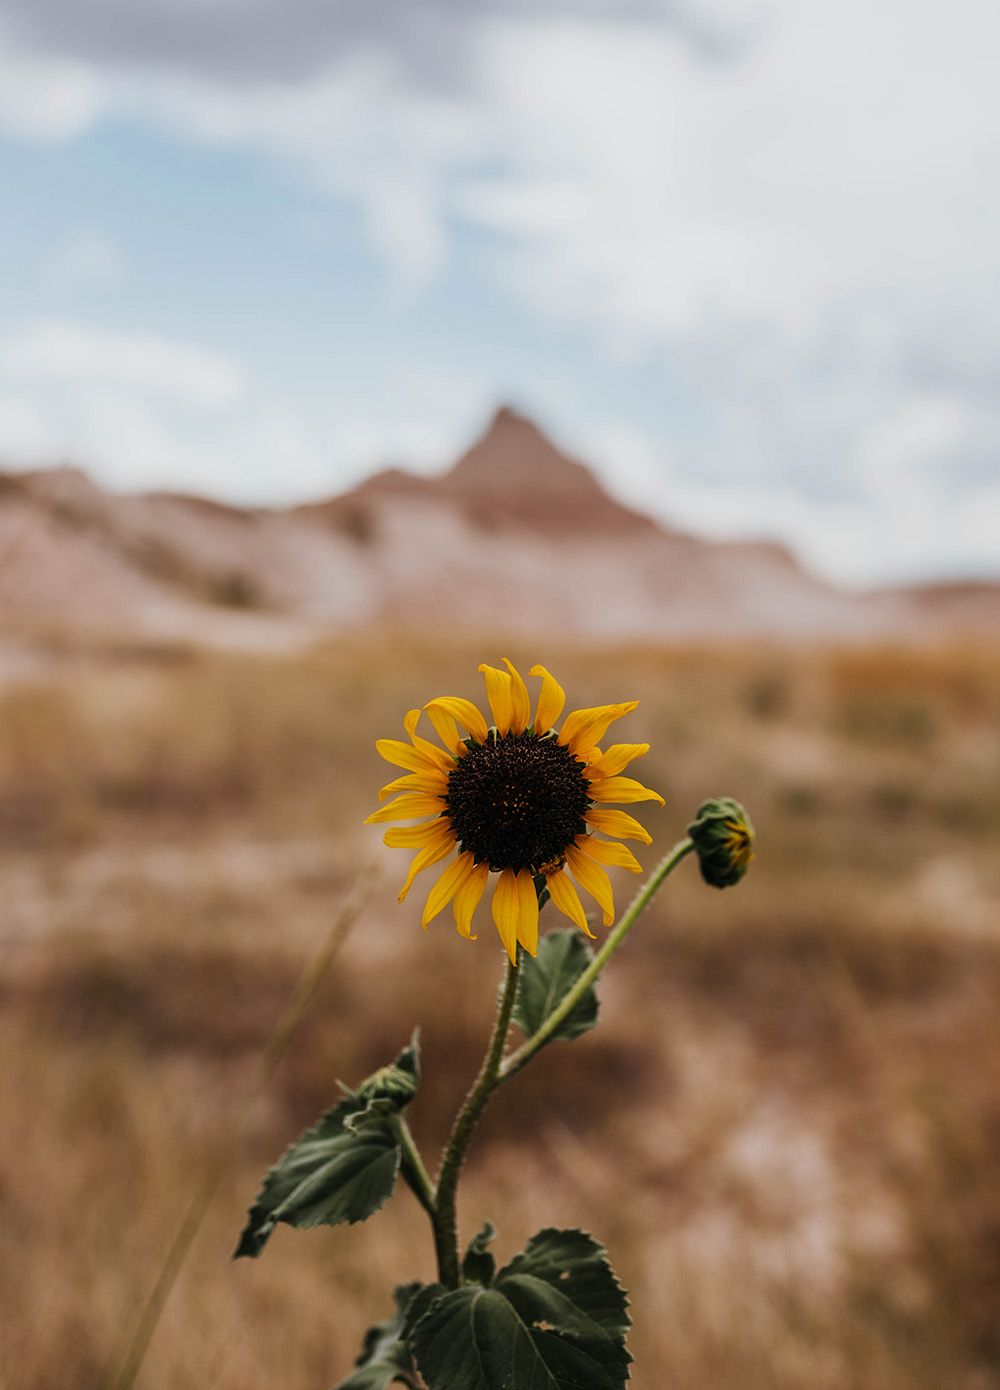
[{"x1": 1, "y1": 1, "x2": 999, "y2": 1387}]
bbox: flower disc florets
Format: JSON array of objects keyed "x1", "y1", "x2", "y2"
[
  {"x1": 445, "y1": 730, "x2": 591, "y2": 873},
  {"x1": 365, "y1": 659, "x2": 665, "y2": 965}
]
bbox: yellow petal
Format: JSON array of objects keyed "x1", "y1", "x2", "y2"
[
  {"x1": 422, "y1": 851, "x2": 477, "y2": 926},
  {"x1": 565, "y1": 843, "x2": 616, "y2": 927},
  {"x1": 479, "y1": 664, "x2": 514, "y2": 735},
  {"x1": 396, "y1": 824, "x2": 455, "y2": 902},
  {"x1": 530, "y1": 664, "x2": 566, "y2": 734},
  {"x1": 453, "y1": 859, "x2": 488, "y2": 939},
  {"x1": 365, "y1": 793, "x2": 447, "y2": 824},
  {"x1": 588, "y1": 776, "x2": 665, "y2": 806},
  {"x1": 375, "y1": 738, "x2": 444, "y2": 775},
  {"x1": 515, "y1": 868, "x2": 539, "y2": 956},
  {"x1": 378, "y1": 771, "x2": 449, "y2": 801},
  {"x1": 491, "y1": 867, "x2": 521, "y2": 965},
  {"x1": 576, "y1": 834, "x2": 643, "y2": 874},
  {"x1": 425, "y1": 697, "x2": 489, "y2": 745},
  {"x1": 403, "y1": 709, "x2": 455, "y2": 771},
  {"x1": 383, "y1": 820, "x2": 450, "y2": 848},
  {"x1": 546, "y1": 868, "x2": 595, "y2": 938},
  {"x1": 586, "y1": 743, "x2": 650, "y2": 778},
  {"x1": 424, "y1": 702, "x2": 464, "y2": 757},
  {"x1": 559, "y1": 702, "x2": 639, "y2": 756},
  {"x1": 585, "y1": 806, "x2": 653, "y2": 844},
  {"x1": 502, "y1": 659, "x2": 531, "y2": 734}
]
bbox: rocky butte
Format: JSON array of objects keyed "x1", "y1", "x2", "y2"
[{"x1": 0, "y1": 405, "x2": 994, "y2": 649}]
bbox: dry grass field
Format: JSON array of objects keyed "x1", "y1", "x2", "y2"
[{"x1": 3, "y1": 634, "x2": 1000, "y2": 1389}]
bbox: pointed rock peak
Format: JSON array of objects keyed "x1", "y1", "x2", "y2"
[
  {"x1": 444, "y1": 405, "x2": 659, "y2": 538},
  {"x1": 448, "y1": 406, "x2": 592, "y2": 491}
]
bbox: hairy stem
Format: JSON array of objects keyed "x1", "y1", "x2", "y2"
[
  {"x1": 499, "y1": 838, "x2": 695, "y2": 1081},
  {"x1": 432, "y1": 953, "x2": 520, "y2": 1287}
]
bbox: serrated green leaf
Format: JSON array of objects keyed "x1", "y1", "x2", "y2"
[
  {"x1": 512, "y1": 929, "x2": 599, "y2": 1046},
  {"x1": 234, "y1": 1039, "x2": 420, "y2": 1259},
  {"x1": 497, "y1": 1229, "x2": 631, "y2": 1361},
  {"x1": 409, "y1": 1227, "x2": 631, "y2": 1390},
  {"x1": 411, "y1": 1288, "x2": 540, "y2": 1390},
  {"x1": 462, "y1": 1220, "x2": 497, "y2": 1288},
  {"x1": 234, "y1": 1109, "x2": 399, "y2": 1258},
  {"x1": 333, "y1": 1283, "x2": 422, "y2": 1390}
]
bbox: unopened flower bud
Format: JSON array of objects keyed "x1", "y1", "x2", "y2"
[{"x1": 687, "y1": 797, "x2": 754, "y2": 888}]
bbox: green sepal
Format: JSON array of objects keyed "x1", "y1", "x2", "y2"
[
  {"x1": 513, "y1": 928, "x2": 600, "y2": 1046},
  {"x1": 234, "y1": 1036, "x2": 420, "y2": 1259},
  {"x1": 409, "y1": 1228, "x2": 631, "y2": 1390},
  {"x1": 333, "y1": 1283, "x2": 423, "y2": 1390},
  {"x1": 461, "y1": 1221, "x2": 497, "y2": 1287},
  {"x1": 349, "y1": 1031, "x2": 421, "y2": 1123},
  {"x1": 533, "y1": 871, "x2": 551, "y2": 912}
]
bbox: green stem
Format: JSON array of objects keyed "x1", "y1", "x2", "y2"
[
  {"x1": 432, "y1": 953, "x2": 520, "y2": 1288},
  {"x1": 499, "y1": 837, "x2": 694, "y2": 1081},
  {"x1": 394, "y1": 1115, "x2": 437, "y2": 1219}
]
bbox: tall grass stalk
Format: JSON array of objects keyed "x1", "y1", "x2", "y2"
[{"x1": 100, "y1": 860, "x2": 381, "y2": 1390}]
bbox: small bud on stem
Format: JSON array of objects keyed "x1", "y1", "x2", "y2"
[{"x1": 687, "y1": 797, "x2": 755, "y2": 888}]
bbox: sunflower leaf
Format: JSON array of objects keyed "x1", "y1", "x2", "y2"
[
  {"x1": 333, "y1": 1282, "x2": 423, "y2": 1390},
  {"x1": 409, "y1": 1228, "x2": 631, "y2": 1390},
  {"x1": 234, "y1": 1037, "x2": 420, "y2": 1259},
  {"x1": 512, "y1": 928, "x2": 600, "y2": 1046}
]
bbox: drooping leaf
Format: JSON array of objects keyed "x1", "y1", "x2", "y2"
[
  {"x1": 461, "y1": 1221, "x2": 497, "y2": 1288},
  {"x1": 409, "y1": 1228, "x2": 631, "y2": 1390},
  {"x1": 234, "y1": 1038, "x2": 420, "y2": 1259},
  {"x1": 333, "y1": 1283, "x2": 422, "y2": 1390},
  {"x1": 512, "y1": 929, "x2": 600, "y2": 1046},
  {"x1": 234, "y1": 1109, "x2": 398, "y2": 1259}
]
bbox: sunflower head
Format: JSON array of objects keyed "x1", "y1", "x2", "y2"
[
  {"x1": 365, "y1": 659, "x2": 664, "y2": 965},
  {"x1": 687, "y1": 797, "x2": 755, "y2": 888}
]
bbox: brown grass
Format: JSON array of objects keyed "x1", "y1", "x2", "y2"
[{"x1": 3, "y1": 635, "x2": 1000, "y2": 1389}]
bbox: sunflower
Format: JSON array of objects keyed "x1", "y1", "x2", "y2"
[{"x1": 365, "y1": 660, "x2": 664, "y2": 965}]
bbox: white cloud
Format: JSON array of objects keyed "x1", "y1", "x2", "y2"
[
  {"x1": 1, "y1": 320, "x2": 245, "y2": 405},
  {"x1": 463, "y1": 6, "x2": 1000, "y2": 338},
  {"x1": 7, "y1": 4, "x2": 999, "y2": 342},
  {"x1": 0, "y1": 376, "x2": 334, "y2": 500},
  {"x1": 0, "y1": 42, "x2": 105, "y2": 139},
  {"x1": 0, "y1": 393, "x2": 49, "y2": 458},
  {"x1": 65, "y1": 389, "x2": 337, "y2": 500},
  {"x1": 586, "y1": 412, "x2": 1000, "y2": 588},
  {"x1": 39, "y1": 230, "x2": 123, "y2": 291},
  {"x1": 4, "y1": 4, "x2": 1000, "y2": 338}
]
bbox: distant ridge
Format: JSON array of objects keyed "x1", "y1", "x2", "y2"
[{"x1": 0, "y1": 406, "x2": 996, "y2": 650}]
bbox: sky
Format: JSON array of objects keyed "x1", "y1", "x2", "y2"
[{"x1": 0, "y1": 0, "x2": 998, "y2": 589}]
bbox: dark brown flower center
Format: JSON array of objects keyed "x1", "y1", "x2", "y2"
[{"x1": 444, "y1": 730, "x2": 591, "y2": 873}]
